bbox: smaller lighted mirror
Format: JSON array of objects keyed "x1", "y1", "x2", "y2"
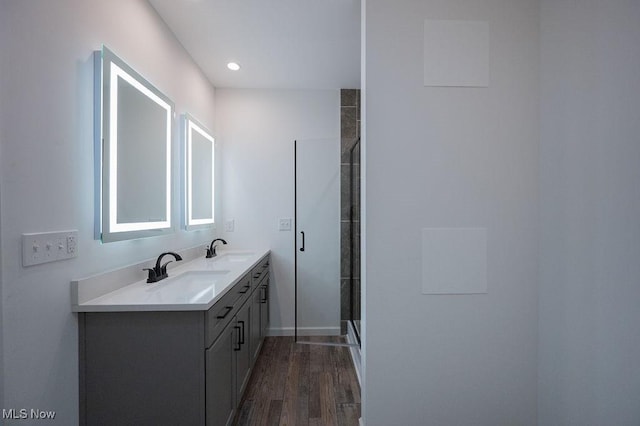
[
  {"x1": 95, "y1": 46, "x2": 174, "y2": 242},
  {"x1": 184, "y1": 115, "x2": 215, "y2": 230}
]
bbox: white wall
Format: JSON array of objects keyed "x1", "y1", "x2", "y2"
[
  {"x1": 215, "y1": 89, "x2": 340, "y2": 335},
  {"x1": 0, "y1": 1, "x2": 216, "y2": 423},
  {"x1": 363, "y1": 0, "x2": 539, "y2": 424},
  {"x1": 538, "y1": 1, "x2": 640, "y2": 425}
]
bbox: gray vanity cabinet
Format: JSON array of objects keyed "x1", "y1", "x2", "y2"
[
  {"x1": 206, "y1": 323, "x2": 236, "y2": 426},
  {"x1": 79, "y1": 254, "x2": 270, "y2": 426},
  {"x1": 80, "y1": 311, "x2": 205, "y2": 426},
  {"x1": 250, "y1": 286, "x2": 262, "y2": 363},
  {"x1": 259, "y1": 277, "x2": 270, "y2": 340},
  {"x1": 251, "y1": 274, "x2": 269, "y2": 363},
  {"x1": 204, "y1": 270, "x2": 266, "y2": 426},
  {"x1": 250, "y1": 257, "x2": 270, "y2": 364},
  {"x1": 235, "y1": 300, "x2": 252, "y2": 404}
]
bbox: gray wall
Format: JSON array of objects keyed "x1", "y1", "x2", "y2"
[
  {"x1": 0, "y1": 1, "x2": 216, "y2": 423},
  {"x1": 363, "y1": 0, "x2": 540, "y2": 424},
  {"x1": 538, "y1": 1, "x2": 640, "y2": 424}
]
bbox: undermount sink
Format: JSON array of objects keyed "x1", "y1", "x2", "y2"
[
  {"x1": 170, "y1": 270, "x2": 231, "y2": 280},
  {"x1": 214, "y1": 253, "x2": 254, "y2": 263},
  {"x1": 143, "y1": 270, "x2": 232, "y2": 304},
  {"x1": 150, "y1": 270, "x2": 230, "y2": 292}
]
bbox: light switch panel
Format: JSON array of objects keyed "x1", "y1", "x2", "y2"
[
  {"x1": 279, "y1": 218, "x2": 292, "y2": 231},
  {"x1": 22, "y1": 230, "x2": 79, "y2": 267}
]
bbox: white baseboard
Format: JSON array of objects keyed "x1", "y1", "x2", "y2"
[{"x1": 267, "y1": 326, "x2": 342, "y2": 336}]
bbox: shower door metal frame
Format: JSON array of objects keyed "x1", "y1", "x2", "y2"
[
  {"x1": 348, "y1": 138, "x2": 361, "y2": 346},
  {"x1": 294, "y1": 139, "x2": 358, "y2": 348}
]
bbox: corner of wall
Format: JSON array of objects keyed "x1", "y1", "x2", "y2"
[
  {"x1": 0, "y1": 197, "x2": 4, "y2": 413},
  {"x1": 0, "y1": 275, "x2": 3, "y2": 413},
  {"x1": 0, "y1": 1, "x2": 7, "y2": 414}
]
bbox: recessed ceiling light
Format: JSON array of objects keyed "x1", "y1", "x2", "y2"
[{"x1": 227, "y1": 62, "x2": 240, "y2": 71}]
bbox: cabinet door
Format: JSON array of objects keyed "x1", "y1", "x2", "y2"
[
  {"x1": 206, "y1": 323, "x2": 236, "y2": 426},
  {"x1": 250, "y1": 287, "x2": 262, "y2": 363},
  {"x1": 260, "y1": 277, "x2": 270, "y2": 340},
  {"x1": 82, "y1": 312, "x2": 204, "y2": 426},
  {"x1": 235, "y1": 301, "x2": 252, "y2": 404}
]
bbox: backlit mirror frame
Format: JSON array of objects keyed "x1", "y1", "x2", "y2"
[
  {"x1": 183, "y1": 114, "x2": 216, "y2": 230},
  {"x1": 94, "y1": 46, "x2": 175, "y2": 243}
]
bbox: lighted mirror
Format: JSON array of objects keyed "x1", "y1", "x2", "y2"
[
  {"x1": 95, "y1": 46, "x2": 174, "y2": 242},
  {"x1": 183, "y1": 114, "x2": 215, "y2": 230}
]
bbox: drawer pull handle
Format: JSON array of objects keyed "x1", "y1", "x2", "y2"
[
  {"x1": 253, "y1": 273, "x2": 261, "y2": 279},
  {"x1": 216, "y1": 306, "x2": 233, "y2": 319},
  {"x1": 239, "y1": 285, "x2": 251, "y2": 294},
  {"x1": 234, "y1": 326, "x2": 242, "y2": 351},
  {"x1": 260, "y1": 286, "x2": 268, "y2": 303},
  {"x1": 238, "y1": 320, "x2": 245, "y2": 345}
]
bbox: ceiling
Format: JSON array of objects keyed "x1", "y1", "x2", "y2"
[{"x1": 149, "y1": 0, "x2": 361, "y2": 90}]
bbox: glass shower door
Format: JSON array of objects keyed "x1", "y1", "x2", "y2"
[{"x1": 294, "y1": 138, "x2": 357, "y2": 347}]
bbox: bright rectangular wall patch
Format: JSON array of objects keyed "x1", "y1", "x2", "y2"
[
  {"x1": 422, "y1": 228, "x2": 487, "y2": 294},
  {"x1": 424, "y1": 20, "x2": 490, "y2": 87}
]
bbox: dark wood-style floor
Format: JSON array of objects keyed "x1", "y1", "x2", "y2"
[{"x1": 234, "y1": 336, "x2": 361, "y2": 426}]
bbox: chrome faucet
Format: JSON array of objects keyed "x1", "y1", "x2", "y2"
[
  {"x1": 206, "y1": 238, "x2": 227, "y2": 258},
  {"x1": 144, "y1": 252, "x2": 183, "y2": 283}
]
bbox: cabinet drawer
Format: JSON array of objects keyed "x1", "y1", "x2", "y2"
[
  {"x1": 205, "y1": 289, "x2": 239, "y2": 348},
  {"x1": 205, "y1": 274, "x2": 252, "y2": 348},
  {"x1": 251, "y1": 256, "x2": 270, "y2": 291},
  {"x1": 231, "y1": 274, "x2": 252, "y2": 310}
]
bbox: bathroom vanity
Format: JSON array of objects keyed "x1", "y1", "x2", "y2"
[{"x1": 73, "y1": 250, "x2": 270, "y2": 426}]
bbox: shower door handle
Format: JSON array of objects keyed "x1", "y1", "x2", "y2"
[{"x1": 300, "y1": 231, "x2": 305, "y2": 252}]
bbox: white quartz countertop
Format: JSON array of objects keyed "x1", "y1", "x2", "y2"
[{"x1": 72, "y1": 249, "x2": 270, "y2": 312}]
